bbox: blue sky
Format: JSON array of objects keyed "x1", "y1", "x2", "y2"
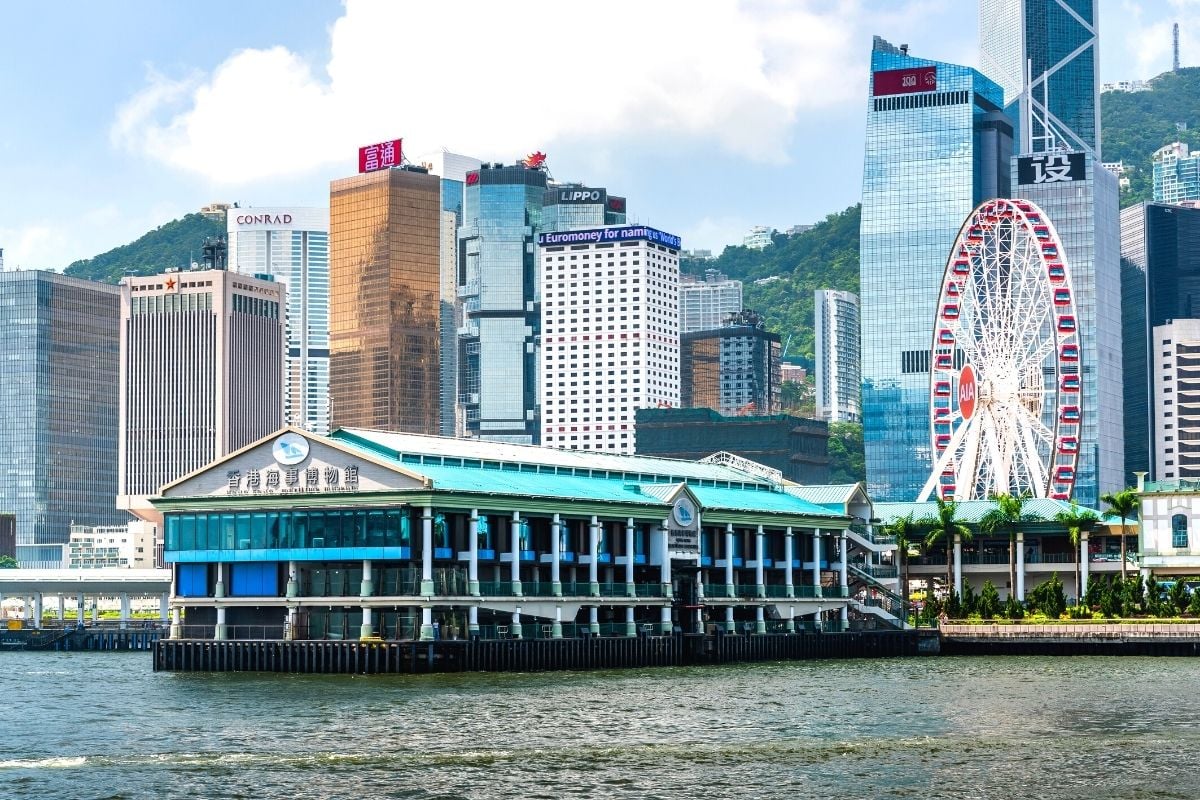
[{"x1": 0, "y1": 0, "x2": 1191, "y2": 269}]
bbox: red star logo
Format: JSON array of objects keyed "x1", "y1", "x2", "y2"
[{"x1": 165, "y1": 277, "x2": 176, "y2": 289}]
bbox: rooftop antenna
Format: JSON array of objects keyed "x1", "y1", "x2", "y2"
[{"x1": 1174, "y1": 22, "x2": 1181, "y2": 72}]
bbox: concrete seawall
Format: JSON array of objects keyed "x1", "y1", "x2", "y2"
[{"x1": 941, "y1": 623, "x2": 1200, "y2": 656}]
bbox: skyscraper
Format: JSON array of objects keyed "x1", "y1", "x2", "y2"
[
  {"x1": 118, "y1": 269, "x2": 284, "y2": 521},
  {"x1": 814, "y1": 289, "x2": 861, "y2": 423},
  {"x1": 457, "y1": 162, "x2": 548, "y2": 443},
  {"x1": 541, "y1": 184, "x2": 627, "y2": 232},
  {"x1": 539, "y1": 224, "x2": 682, "y2": 453},
  {"x1": 227, "y1": 207, "x2": 330, "y2": 434},
  {"x1": 0, "y1": 271, "x2": 124, "y2": 566},
  {"x1": 980, "y1": 0, "x2": 1099, "y2": 156},
  {"x1": 329, "y1": 166, "x2": 442, "y2": 435},
  {"x1": 859, "y1": 37, "x2": 1012, "y2": 501},
  {"x1": 679, "y1": 270, "x2": 742, "y2": 333},
  {"x1": 1151, "y1": 319, "x2": 1200, "y2": 481},
  {"x1": 1152, "y1": 142, "x2": 1200, "y2": 204},
  {"x1": 680, "y1": 310, "x2": 780, "y2": 416}
]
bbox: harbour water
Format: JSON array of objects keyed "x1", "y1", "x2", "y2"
[{"x1": 3, "y1": 651, "x2": 1200, "y2": 799}]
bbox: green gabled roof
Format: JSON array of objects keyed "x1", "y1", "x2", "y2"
[
  {"x1": 875, "y1": 498, "x2": 1100, "y2": 526},
  {"x1": 690, "y1": 485, "x2": 842, "y2": 517},
  {"x1": 785, "y1": 484, "x2": 862, "y2": 511}
]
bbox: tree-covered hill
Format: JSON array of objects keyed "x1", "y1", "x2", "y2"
[
  {"x1": 1103, "y1": 66, "x2": 1200, "y2": 205},
  {"x1": 63, "y1": 212, "x2": 226, "y2": 284}
]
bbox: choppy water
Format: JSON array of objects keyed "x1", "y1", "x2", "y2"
[{"x1": 2, "y1": 652, "x2": 1199, "y2": 799}]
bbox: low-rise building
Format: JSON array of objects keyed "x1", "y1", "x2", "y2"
[
  {"x1": 68, "y1": 523, "x2": 156, "y2": 569},
  {"x1": 1137, "y1": 474, "x2": 1200, "y2": 575}
]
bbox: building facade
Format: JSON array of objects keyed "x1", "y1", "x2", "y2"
[
  {"x1": 456, "y1": 163, "x2": 548, "y2": 443},
  {"x1": 539, "y1": 225, "x2": 681, "y2": 454},
  {"x1": 743, "y1": 226, "x2": 775, "y2": 250},
  {"x1": 1119, "y1": 201, "x2": 1200, "y2": 482},
  {"x1": 329, "y1": 166, "x2": 442, "y2": 436},
  {"x1": 679, "y1": 270, "x2": 742, "y2": 334},
  {"x1": 814, "y1": 289, "x2": 861, "y2": 423},
  {"x1": 680, "y1": 310, "x2": 781, "y2": 416},
  {"x1": 68, "y1": 523, "x2": 155, "y2": 569},
  {"x1": 118, "y1": 269, "x2": 285, "y2": 522},
  {"x1": 0, "y1": 271, "x2": 124, "y2": 566},
  {"x1": 228, "y1": 207, "x2": 330, "y2": 435},
  {"x1": 1153, "y1": 142, "x2": 1200, "y2": 204},
  {"x1": 156, "y1": 427, "x2": 891, "y2": 642},
  {"x1": 1137, "y1": 475, "x2": 1200, "y2": 576},
  {"x1": 860, "y1": 37, "x2": 1012, "y2": 501},
  {"x1": 1152, "y1": 320, "x2": 1200, "y2": 481},
  {"x1": 541, "y1": 185, "x2": 626, "y2": 232}
]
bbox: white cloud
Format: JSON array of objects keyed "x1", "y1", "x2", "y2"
[
  {"x1": 0, "y1": 223, "x2": 67, "y2": 271},
  {"x1": 109, "y1": 0, "x2": 939, "y2": 184}
]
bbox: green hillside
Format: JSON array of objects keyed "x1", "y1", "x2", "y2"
[
  {"x1": 63, "y1": 212, "x2": 226, "y2": 284},
  {"x1": 1103, "y1": 66, "x2": 1200, "y2": 205}
]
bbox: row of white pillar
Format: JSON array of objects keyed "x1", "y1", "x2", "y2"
[
  {"x1": 0, "y1": 591, "x2": 169, "y2": 629},
  {"x1": 949, "y1": 530, "x2": 1093, "y2": 600}
]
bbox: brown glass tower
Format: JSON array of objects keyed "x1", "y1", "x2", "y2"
[{"x1": 330, "y1": 167, "x2": 441, "y2": 434}]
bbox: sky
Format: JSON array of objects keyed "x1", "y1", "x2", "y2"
[{"x1": 0, "y1": 0, "x2": 1194, "y2": 269}]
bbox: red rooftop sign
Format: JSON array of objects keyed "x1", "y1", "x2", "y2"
[
  {"x1": 358, "y1": 139, "x2": 402, "y2": 173},
  {"x1": 873, "y1": 66, "x2": 937, "y2": 96}
]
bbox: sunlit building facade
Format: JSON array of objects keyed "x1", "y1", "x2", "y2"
[
  {"x1": 680, "y1": 310, "x2": 780, "y2": 416},
  {"x1": 859, "y1": 37, "x2": 1012, "y2": 501},
  {"x1": 228, "y1": 207, "x2": 330, "y2": 434},
  {"x1": 679, "y1": 270, "x2": 742, "y2": 334},
  {"x1": 329, "y1": 167, "x2": 442, "y2": 436},
  {"x1": 1152, "y1": 142, "x2": 1200, "y2": 204},
  {"x1": 814, "y1": 289, "x2": 860, "y2": 423}
]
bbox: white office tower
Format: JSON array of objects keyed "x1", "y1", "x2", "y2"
[
  {"x1": 117, "y1": 269, "x2": 285, "y2": 522},
  {"x1": 680, "y1": 269, "x2": 742, "y2": 333},
  {"x1": 1153, "y1": 319, "x2": 1200, "y2": 481},
  {"x1": 227, "y1": 207, "x2": 330, "y2": 434},
  {"x1": 539, "y1": 225, "x2": 682, "y2": 453},
  {"x1": 814, "y1": 289, "x2": 861, "y2": 423}
]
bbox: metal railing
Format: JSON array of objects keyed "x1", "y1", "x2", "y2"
[
  {"x1": 849, "y1": 561, "x2": 899, "y2": 580},
  {"x1": 849, "y1": 523, "x2": 896, "y2": 546}
]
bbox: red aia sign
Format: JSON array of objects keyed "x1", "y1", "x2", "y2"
[
  {"x1": 958, "y1": 364, "x2": 977, "y2": 420},
  {"x1": 465, "y1": 171, "x2": 479, "y2": 186},
  {"x1": 873, "y1": 66, "x2": 937, "y2": 96},
  {"x1": 608, "y1": 196, "x2": 626, "y2": 213},
  {"x1": 358, "y1": 138, "x2": 402, "y2": 173}
]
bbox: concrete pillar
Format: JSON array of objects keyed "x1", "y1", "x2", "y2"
[
  {"x1": 625, "y1": 518, "x2": 636, "y2": 598},
  {"x1": 420, "y1": 606, "x2": 434, "y2": 641},
  {"x1": 840, "y1": 604, "x2": 849, "y2": 628},
  {"x1": 214, "y1": 562, "x2": 225, "y2": 598},
  {"x1": 551, "y1": 513, "x2": 562, "y2": 596},
  {"x1": 725, "y1": 605, "x2": 735, "y2": 634},
  {"x1": 76, "y1": 592, "x2": 85, "y2": 629},
  {"x1": 589, "y1": 605, "x2": 600, "y2": 635},
  {"x1": 286, "y1": 560, "x2": 299, "y2": 598},
  {"x1": 953, "y1": 534, "x2": 963, "y2": 597},
  {"x1": 160, "y1": 593, "x2": 169, "y2": 624},
  {"x1": 755, "y1": 604, "x2": 765, "y2": 634},
  {"x1": 91, "y1": 601, "x2": 99, "y2": 625},
  {"x1": 552, "y1": 604, "x2": 563, "y2": 638},
  {"x1": 511, "y1": 512, "x2": 523, "y2": 596},
  {"x1": 812, "y1": 529, "x2": 823, "y2": 597},
  {"x1": 170, "y1": 606, "x2": 182, "y2": 639},
  {"x1": 784, "y1": 528, "x2": 795, "y2": 598},
  {"x1": 420, "y1": 507, "x2": 434, "y2": 596},
  {"x1": 360, "y1": 605, "x2": 373, "y2": 639},
  {"x1": 839, "y1": 530, "x2": 849, "y2": 599},
  {"x1": 360, "y1": 559, "x2": 374, "y2": 597},
  {"x1": 660, "y1": 604, "x2": 671, "y2": 635},
  {"x1": 286, "y1": 606, "x2": 299, "y2": 640},
  {"x1": 724, "y1": 524, "x2": 735, "y2": 593},
  {"x1": 1080, "y1": 531, "x2": 1090, "y2": 599},
  {"x1": 468, "y1": 605, "x2": 479, "y2": 636},
  {"x1": 659, "y1": 523, "x2": 671, "y2": 599},
  {"x1": 589, "y1": 516, "x2": 600, "y2": 597},
  {"x1": 33, "y1": 593, "x2": 43, "y2": 629},
  {"x1": 1016, "y1": 531, "x2": 1026, "y2": 600},
  {"x1": 625, "y1": 606, "x2": 636, "y2": 637},
  {"x1": 118, "y1": 592, "x2": 128, "y2": 630},
  {"x1": 511, "y1": 607, "x2": 523, "y2": 639},
  {"x1": 215, "y1": 606, "x2": 228, "y2": 640},
  {"x1": 754, "y1": 526, "x2": 766, "y2": 598},
  {"x1": 786, "y1": 605, "x2": 796, "y2": 633},
  {"x1": 56, "y1": 595, "x2": 65, "y2": 621},
  {"x1": 468, "y1": 510, "x2": 480, "y2": 596}
]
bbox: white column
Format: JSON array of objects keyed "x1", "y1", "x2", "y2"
[
  {"x1": 660, "y1": 604, "x2": 672, "y2": 635},
  {"x1": 33, "y1": 593, "x2": 43, "y2": 629},
  {"x1": 420, "y1": 507, "x2": 434, "y2": 595},
  {"x1": 511, "y1": 512, "x2": 522, "y2": 596},
  {"x1": 1016, "y1": 531, "x2": 1026, "y2": 600},
  {"x1": 286, "y1": 560, "x2": 299, "y2": 598},
  {"x1": 420, "y1": 605, "x2": 434, "y2": 641},
  {"x1": 360, "y1": 605, "x2": 373, "y2": 639},
  {"x1": 659, "y1": 523, "x2": 671, "y2": 598},
  {"x1": 170, "y1": 606, "x2": 182, "y2": 639},
  {"x1": 215, "y1": 606, "x2": 228, "y2": 640},
  {"x1": 468, "y1": 605, "x2": 479, "y2": 636},
  {"x1": 57, "y1": 595, "x2": 65, "y2": 621},
  {"x1": 755, "y1": 604, "x2": 765, "y2": 634},
  {"x1": 784, "y1": 527, "x2": 795, "y2": 598},
  {"x1": 91, "y1": 601, "x2": 99, "y2": 624},
  {"x1": 725, "y1": 606, "x2": 735, "y2": 633},
  {"x1": 812, "y1": 529, "x2": 823, "y2": 597},
  {"x1": 1080, "y1": 530, "x2": 1090, "y2": 599},
  {"x1": 117, "y1": 593, "x2": 128, "y2": 630},
  {"x1": 953, "y1": 534, "x2": 963, "y2": 597},
  {"x1": 786, "y1": 604, "x2": 796, "y2": 633},
  {"x1": 551, "y1": 513, "x2": 562, "y2": 596},
  {"x1": 589, "y1": 605, "x2": 600, "y2": 635},
  {"x1": 214, "y1": 562, "x2": 225, "y2": 598},
  {"x1": 589, "y1": 516, "x2": 601, "y2": 597},
  {"x1": 624, "y1": 518, "x2": 636, "y2": 597},
  {"x1": 76, "y1": 591, "x2": 86, "y2": 629},
  {"x1": 468, "y1": 509, "x2": 480, "y2": 596},
  {"x1": 625, "y1": 605, "x2": 636, "y2": 637},
  {"x1": 160, "y1": 593, "x2": 169, "y2": 624},
  {"x1": 724, "y1": 524, "x2": 735, "y2": 591},
  {"x1": 552, "y1": 604, "x2": 563, "y2": 638},
  {"x1": 512, "y1": 606, "x2": 523, "y2": 639},
  {"x1": 754, "y1": 526, "x2": 766, "y2": 598},
  {"x1": 839, "y1": 530, "x2": 849, "y2": 600},
  {"x1": 360, "y1": 559, "x2": 373, "y2": 597}
]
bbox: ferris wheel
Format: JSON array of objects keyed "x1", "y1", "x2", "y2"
[{"x1": 917, "y1": 198, "x2": 1081, "y2": 503}]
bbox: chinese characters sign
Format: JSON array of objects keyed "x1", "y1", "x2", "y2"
[
  {"x1": 1017, "y1": 152, "x2": 1085, "y2": 185},
  {"x1": 358, "y1": 139, "x2": 402, "y2": 174},
  {"x1": 226, "y1": 464, "x2": 360, "y2": 495},
  {"x1": 872, "y1": 67, "x2": 937, "y2": 96}
]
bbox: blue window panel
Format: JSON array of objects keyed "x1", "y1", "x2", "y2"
[
  {"x1": 177, "y1": 564, "x2": 208, "y2": 597},
  {"x1": 230, "y1": 563, "x2": 279, "y2": 596}
]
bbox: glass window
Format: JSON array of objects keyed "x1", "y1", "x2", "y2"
[
  {"x1": 1173, "y1": 514, "x2": 1189, "y2": 549},
  {"x1": 367, "y1": 511, "x2": 387, "y2": 548},
  {"x1": 165, "y1": 516, "x2": 179, "y2": 551},
  {"x1": 235, "y1": 513, "x2": 252, "y2": 549},
  {"x1": 251, "y1": 513, "x2": 268, "y2": 549},
  {"x1": 309, "y1": 512, "x2": 326, "y2": 548},
  {"x1": 208, "y1": 515, "x2": 221, "y2": 550},
  {"x1": 179, "y1": 515, "x2": 194, "y2": 550},
  {"x1": 221, "y1": 514, "x2": 237, "y2": 550}
]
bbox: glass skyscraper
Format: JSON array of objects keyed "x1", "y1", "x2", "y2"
[
  {"x1": 457, "y1": 163, "x2": 548, "y2": 443},
  {"x1": 859, "y1": 37, "x2": 1012, "y2": 501},
  {"x1": 0, "y1": 271, "x2": 125, "y2": 565},
  {"x1": 228, "y1": 207, "x2": 330, "y2": 434},
  {"x1": 541, "y1": 185, "x2": 626, "y2": 232}
]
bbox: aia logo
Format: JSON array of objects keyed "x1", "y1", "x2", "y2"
[
  {"x1": 466, "y1": 172, "x2": 479, "y2": 186},
  {"x1": 608, "y1": 197, "x2": 626, "y2": 212},
  {"x1": 958, "y1": 364, "x2": 977, "y2": 420}
]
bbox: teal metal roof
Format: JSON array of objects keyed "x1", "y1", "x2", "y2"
[
  {"x1": 874, "y1": 499, "x2": 1099, "y2": 526},
  {"x1": 691, "y1": 485, "x2": 842, "y2": 517},
  {"x1": 785, "y1": 484, "x2": 861, "y2": 510}
]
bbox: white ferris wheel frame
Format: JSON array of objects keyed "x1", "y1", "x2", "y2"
[{"x1": 917, "y1": 198, "x2": 1082, "y2": 503}]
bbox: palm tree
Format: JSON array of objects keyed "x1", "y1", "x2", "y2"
[
  {"x1": 980, "y1": 493, "x2": 1042, "y2": 600},
  {"x1": 923, "y1": 498, "x2": 972, "y2": 602},
  {"x1": 1054, "y1": 502, "x2": 1100, "y2": 604},
  {"x1": 885, "y1": 513, "x2": 923, "y2": 605},
  {"x1": 1101, "y1": 488, "x2": 1139, "y2": 581}
]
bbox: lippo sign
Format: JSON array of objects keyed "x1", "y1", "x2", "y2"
[
  {"x1": 873, "y1": 66, "x2": 937, "y2": 96},
  {"x1": 358, "y1": 139, "x2": 402, "y2": 173}
]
